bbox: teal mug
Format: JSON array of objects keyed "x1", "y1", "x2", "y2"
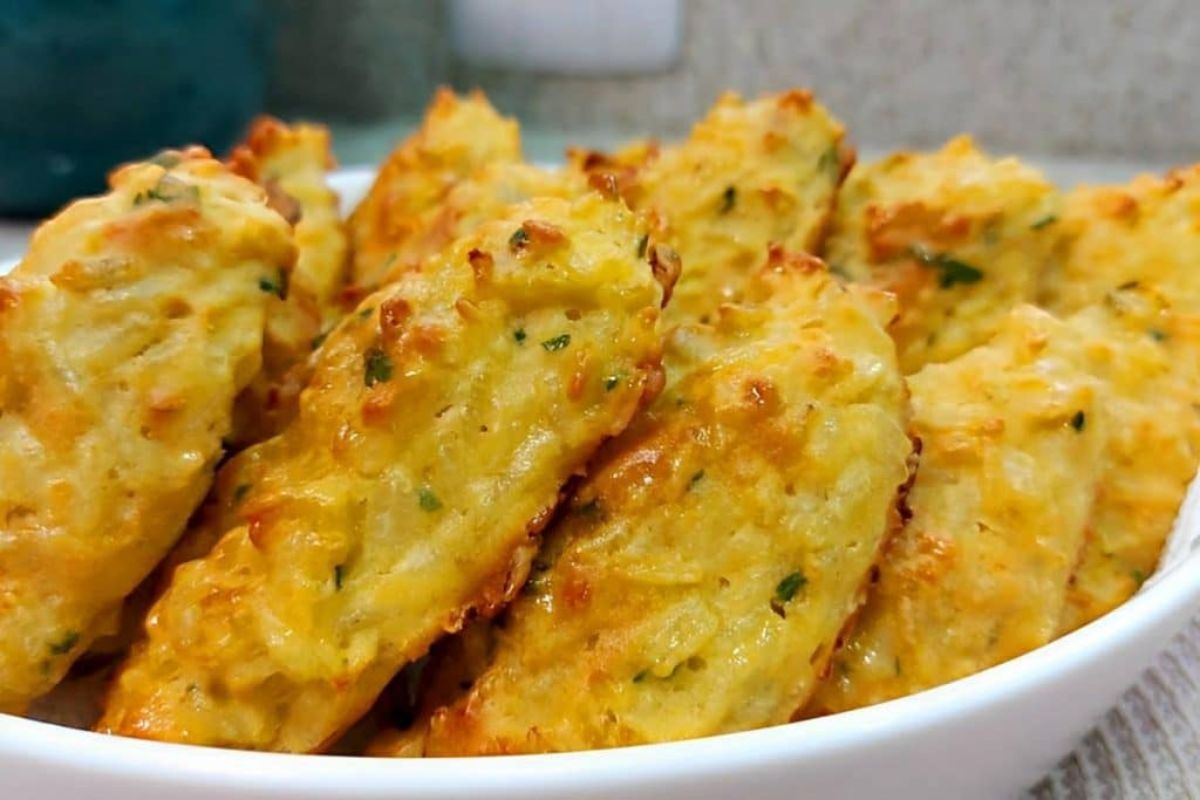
[{"x1": 0, "y1": 0, "x2": 270, "y2": 216}]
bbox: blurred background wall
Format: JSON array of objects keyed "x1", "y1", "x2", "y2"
[{"x1": 264, "y1": 0, "x2": 1200, "y2": 166}]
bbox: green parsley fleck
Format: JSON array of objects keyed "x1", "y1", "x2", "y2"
[
  {"x1": 358, "y1": 306, "x2": 374, "y2": 320},
  {"x1": 49, "y1": 630, "x2": 79, "y2": 656},
  {"x1": 133, "y1": 175, "x2": 200, "y2": 207},
  {"x1": 1070, "y1": 410, "x2": 1086, "y2": 432},
  {"x1": 894, "y1": 657, "x2": 902, "y2": 676},
  {"x1": 1150, "y1": 328, "x2": 1168, "y2": 342},
  {"x1": 828, "y1": 263, "x2": 851, "y2": 280},
  {"x1": 817, "y1": 145, "x2": 840, "y2": 176},
  {"x1": 334, "y1": 564, "x2": 345, "y2": 590},
  {"x1": 364, "y1": 347, "x2": 394, "y2": 387},
  {"x1": 775, "y1": 571, "x2": 807, "y2": 603},
  {"x1": 604, "y1": 375, "x2": 621, "y2": 391},
  {"x1": 687, "y1": 469, "x2": 705, "y2": 490},
  {"x1": 633, "y1": 669, "x2": 650, "y2": 684},
  {"x1": 311, "y1": 331, "x2": 330, "y2": 350},
  {"x1": 514, "y1": 328, "x2": 527, "y2": 344},
  {"x1": 509, "y1": 226, "x2": 530, "y2": 250},
  {"x1": 233, "y1": 483, "x2": 252, "y2": 503},
  {"x1": 719, "y1": 185, "x2": 737, "y2": 214},
  {"x1": 1132, "y1": 569, "x2": 1147, "y2": 587},
  {"x1": 577, "y1": 498, "x2": 604, "y2": 519},
  {"x1": 1030, "y1": 214, "x2": 1059, "y2": 230},
  {"x1": 258, "y1": 268, "x2": 288, "y2": 299},
  {"x1": 418, "y1": 487, "x2": 443, "y2": 512},
  {"x1": 909, "y1": 245, "x2": 984, "y2": 288},
  {"x1": 637, "y1": 234, "x2": 649, "y2": 259},
  {"x1": 541, "y1": 333, "x2": 571, "y2": 352}
]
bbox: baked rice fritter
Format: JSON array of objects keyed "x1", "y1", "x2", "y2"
[
  {"x1": 97, "y1": 192, "x2": 669, "y2": 753},
  {"x1": 810, "y1": 305, "x2": 1106, "y2": 713},
  {"x1": 0, "y1": 150, "x2": 294, "y2": 711},
  {"x1": 414, "y1": 250, "x2": 912, "y2": 755},
  {"x1": 827, "y1": 136, "x2": 1061, "y2": 373}
]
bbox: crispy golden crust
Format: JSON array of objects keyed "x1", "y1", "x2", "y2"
[
  {"x1": 0, "y1": 151, "x2": 294, "y2": 711},
  {"x1": 373, "y1": 162, "x2": 584, "y2": 288},
  {"x1": 1039, "y1": 164, "x2": 1200, "y2": 316},
  {"x1": 414, "y1": 251, "x2": 912, "y2": 755},
  {"x1": 227, "y1": 116, "x2": 351, "y2": 444},
  {"x1": 827, "y1": 136, "x2": 1061, "y2": 373},
  {"x1": 229, "y1": 115, "x2": 348, "y2": 322},
  {"x1": 97, "y1": 192, "x2": 668, "y2": 752},
  {"x1": 1058, "y1": 287, "x2": 1200, "y2": 632},
  {"x1": 348, "y1": 89, "x2": 522, "y2": 291},
  {"x1": 809, "y1": 306, "x2": 1106, "y2": 714},
  {"x1": 583, "y1": 90, "x2": 850, "y2": 327}
]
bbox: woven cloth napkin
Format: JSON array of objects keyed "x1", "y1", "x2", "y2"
[{"x1": 1030, "y1": 618, "x2": 1200, "y2": 798}]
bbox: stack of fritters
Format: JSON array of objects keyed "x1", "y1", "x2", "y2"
[{"x1": 1, "y1": 87, "x2": 1197, "y2": 754}]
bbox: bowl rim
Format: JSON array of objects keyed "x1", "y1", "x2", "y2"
[{"x1": 3, "y1": 166, "x2": 1199, "y2": 795}]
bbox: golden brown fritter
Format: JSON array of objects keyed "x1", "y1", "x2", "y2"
[
  {"x1": 227, "y1": 116, "x2": 351, "y2": 443},
  {"x1": 97, "y1": 192, "x2": 669, "y2": 752},
  {"x1": 827, "y1": 136, "x2": 1061, "y2": 373},
  {"x1": 410, "y1": 250, "x2": 912, "y2": 755},
  {"x1": 0, "y1": 150, "x2": 294, "y2": 712},
  {"x1": 809, "y1": 306, "x2": 1106, "y2": 714},
  {"x1": 1033, "y1": 168, "x2": 1200, "y2": 629},
  {"x1": 1058, "y1": 286, "x2": 1200, "y2": 632},
  {"x1": 1039, "y1": 164, "x2": 1200, "y2": 317},
  {"x1": 372, "y1": 161, "x2": 583, "y2": 288},
  {"x1": 348, "y1": 89, "x2": 522, "y2": 292},
  {"x1": 583, "y1": 90, "x2": 850, "y2": 327}
]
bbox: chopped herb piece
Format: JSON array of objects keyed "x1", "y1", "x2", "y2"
[
  {"x1": 514, "y1": 328, "x2": 527, "y2": 344},
  {"x1": 258, "y1": 268, "x2": 288, "y2": 299},
  {"x1": 133, "y1": 176, "x2": 200, "y2": 207},
  {"x1": 1030, "y1": 214, "x2": 1058, "y2": 230},
  {"x1": 541, "y1": 333, "x2": 571, "y2": 352},
  {"x1": 509, "y1": 226, "x2": 529, "y2": 250},
  {"x1": 233, "y1": 483, "x2": 252, "y2": 503},
  {"x1": 358, "y1": 306, "x2": 374, "y2": 319},
  {"x1": 1117, "y1": 280, "x2": 1140, "y2": 290},
  {"x1": 775, "y1": 571, "x2": 807, "y2": 603},
  {"x1": 828, "y1": 263, "x2": 850, "y2": 280},
  {"x1": 894, "y1": 657, "x2": 902, "y2": 676},
  {"x1": 418, "y1": 487, "x2": 442, "y2": 512},
  {"x1": 1149, "y1": 328, "x2": 1168, "y2": 342},
  {"x1": 687, "y1": 469, "x2": 705, "y2": 490},
  {"x1": 910, "y1": 245, "x2": 984, "y2": 288},
  {"x1": 577, "y1": 498, "x2": 604, "y2": 518},
  {"x1": 934, "y1": 258, "x2": 983, "y2": 288},
  {"x1": 1132, "y1": 569, "x2": 1147, "y2": 587},
  {"x1": 637, "y1": 234, "x2": 649, "y2": 259},
  {"x1": 49, "y1": 630, "x2": 79, "y2": 656},
  {"x1": 1070, "y1": 410, "x2": 1086, "y2": 432},
  {"x1": 719, "y1": 185, "x2": 737, "y2": 214},
  {"x1": 633, "y1": 669, "x2": 650, "y2": 684},
  {"x1": 604, "y1": 375, "x2": 620, "y2": 391},
  {"x1": 311, "y1": 331, "x2": 330, "y2": 350},
  {"x1": 523, "y1": 573, "x2": 548, "y2": 597},
  {"x1": 334, "y1": 564, "x2": 345, "y2": 590},
  {"x1": 817, "y1": 145, "x2": 840, "y2": 176},
  {"x1": 363, "y1": 347, "x2": 394, "y2": 387}
]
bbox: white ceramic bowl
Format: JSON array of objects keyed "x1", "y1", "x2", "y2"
[{"x1": 2, "y1": 168, "x2": 1198, "y2": 799}]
